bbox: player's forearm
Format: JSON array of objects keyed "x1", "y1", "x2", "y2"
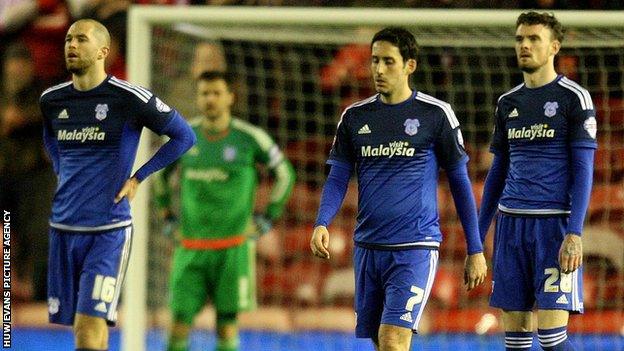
[
  {"x1": 42, "y1": 125, "x2": 59, "y2": 174},
  {"x1": 478, "y1": 153, "x2": 508, "y2": 243},
  {"x1": 566, "y1": 146, "x2": 595, "y2": 235},
  {"x1": 133, "y1": 112, "x2": 196, "y2": 181},
  {"x1": 266, "y1": 160, "x2": 296, "y2": 220},
  {"x1": 314, "y1": 162, "x2": 352, "y2": 227},
  {"x1": 447, "y1": 162, "x2": 482, "y2": 254}
]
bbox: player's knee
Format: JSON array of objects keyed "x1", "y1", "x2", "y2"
[
  {"x1": 216, "y1": 312, "x2": 238, "y2": 340},
  {"x1": 216, "y1": 312, "x2": 240, "y2": 351},
  {"x1": 502, "y1": 310, "x2": 532, "y2": 332},
  {"x1": 537, "y1": 309, "x2": 569, "y2": 330},
  {"x1": 378, "y1": 324, "x2": 412, "y2": 351},
  {"x1": 173, "y1": 308, "x2": 198, "y2": 327},
  {"x1": 73, "y1": 314, "x2": 108, "y2": 349},
  {"x1": 170, "y1": 321, "x2": 192, "y2": 339}
]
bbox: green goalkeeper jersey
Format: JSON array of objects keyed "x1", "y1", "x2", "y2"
[{"x1": 155, "y1": 117, "x2": 295, "y2": 239}]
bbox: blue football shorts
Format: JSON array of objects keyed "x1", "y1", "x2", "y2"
[
  {"x1": 353, "y1": 246, "x2": 439, "y2": 338},
  {"x1": 47, "y1": 226, "x2": 133, "y2": 326},
  {"x1": 490, "y1": 214, "x2": 583, "y2": 313}
]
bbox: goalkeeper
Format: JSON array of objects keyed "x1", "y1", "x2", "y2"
[{"x1": 155, "y1": 71, "x2": 295, "y2": 351}]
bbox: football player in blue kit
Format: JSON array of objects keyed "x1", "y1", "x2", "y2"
[
  {"x1": 479, "y1": 12, "x2": 597, "y2": 351},
  {"x1": 39, "y1": 19, "x2": 196, "y2": 351},
  {"x1": 310, "y1": 27, "x2": 487, "y2": 351}
]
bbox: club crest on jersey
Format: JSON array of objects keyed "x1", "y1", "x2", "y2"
[
  {"x1": 404, "y1": 119, "x2": 420, "y2": 136},
  {"x1": 223, "y1": 146, "x2": 237, "y2": 161},
  {"x1": 95, "y1": 104, "x2": 109, "y2": 121},
  {"x1": 543, "y1": 101, "x2": 559, "y2": 118}
]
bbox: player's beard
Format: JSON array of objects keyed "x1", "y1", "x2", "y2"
[
  {"x1": 202, "y1": 108, "x2": 219, "y2": 121},
  {"x1": 66, "y1": 57, "x2": 93, "y2": 76},
  {"x1": 518, "y1": 61, "x2": 539, "y2": 74},
  {"x1": 374, "y1": 84, "x2": 391, "y2": 96},
  {"x1": 517, "y1": 56, "x2": 543, "y2": 74}
]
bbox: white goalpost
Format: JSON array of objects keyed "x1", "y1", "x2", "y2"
[{"x1": 126, "y1": 6, "x2": 624, "y2": 351}]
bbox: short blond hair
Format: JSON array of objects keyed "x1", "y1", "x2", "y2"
[{"x1": 71, "y1": 19, "x2": 111, "y2": 47}]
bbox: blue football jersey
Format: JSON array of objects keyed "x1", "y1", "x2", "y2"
[
  {"x1": 40, "y1": 76, "x2": 175, "y2": 232},
  {"x1": 491, "y1": 75, "x2": 598, "y2": 215},
  {"x1": 329, "y1": 91, "x2": 467, "y2": 247}
]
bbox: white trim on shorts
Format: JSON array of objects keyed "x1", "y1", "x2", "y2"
[
  {"x1": 413, "y1": 250, "x2": 439, "y2": 332},
  {"x1": 107, "y1": 226, "x2": 132, "y2": 322}
]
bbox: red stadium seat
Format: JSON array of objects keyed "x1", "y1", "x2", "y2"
[
  {"x1": 285, "y1": 136, "x2": 332, "y2": 167},
  {"x1": 588, "y1": 182, "x2": 624, "y2": 220},
  {"x1": 582, "y1": 273, "x2": 598, "y2": 310},
  {"x1": 612, "y1": 145, "x2": 624, "y2": 179},
  {"x1": 602, "y1": 273, "x2": 624, "y2": 303},
  {"x1": 593, "y1": 141, "x2": 624, "y2": 182},
  {"x1": 437, "y1": 185, "x2": 454, "y2": 222},
  {"x1": 595, "y1": 97, "x2": 624, "y2": 127},
  {"x1": 429, "y1": 308, "x2": 495, "y2": 333},
  {"x1": 593, "y1": 148, "x2": 611, "y2": 182},
  {"x1": 440, "y1": 224, "x2": 467, "y2": 259},
  {"x1": 281, "y1": 224, "x2": 313, "y2": 259},
  {"x1": 258, "y1": 260, "x2": 331, "y2": 306},
  {"x1": 568, "y1": 311, "x2": 624, "y2": 333},
  {"x1": 431, "y1": 263, "x2": 462, "y2": 308}
]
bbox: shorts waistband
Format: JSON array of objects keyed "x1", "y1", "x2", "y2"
[{"x1": 180, "y1": 235, "x2": 246, "y2": 250}]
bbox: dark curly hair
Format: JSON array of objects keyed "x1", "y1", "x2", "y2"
[{"x1": 516, "y1": 11, "x2": 565, "y2": 43}]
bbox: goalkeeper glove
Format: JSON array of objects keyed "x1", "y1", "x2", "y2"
[
  {"x1": 162, "y1": 211, "x2": 178, "y2": 237},
  {"x1": 251, "y1": 213, "x2": 272, "y2": 239}
]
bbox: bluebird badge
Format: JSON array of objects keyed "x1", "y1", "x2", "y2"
[
  {"x1": 223, "y1": 146, "x2": 237, "y2": 161},
  {"x1": 404, "y1": 118, "x2": 420, "y2": 136},
  {"x1": 95, "y1": 104, "x2": 109, "y2": 121},
  {"x1": 543, "y1": 101, "x2": 558, "y2": 118}
]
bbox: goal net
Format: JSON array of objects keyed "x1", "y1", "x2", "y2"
[{"x1": 126, "y1": 7, "x2": 624, "y2": 351}]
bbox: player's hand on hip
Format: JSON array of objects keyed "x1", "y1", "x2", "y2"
[
  {"x1": 559, "y1": 233, "x2": 582, "y2": 274},
  {"x1": 115, "y1": 177, "x2": 140, "y2": 203},
  {"x1": 310, "y1": 225, "x2": 330, "y2": 259},
  {"x1": 464, "y1": 252, "x2": 487, "y2": 291}
]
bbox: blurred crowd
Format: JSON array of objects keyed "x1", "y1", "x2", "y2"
[{"x1": 1, "y1": 0, "x2": 623, "y2": 306}]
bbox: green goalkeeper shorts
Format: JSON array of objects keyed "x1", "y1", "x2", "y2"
[{"x1": 169, "y1": 240, "x2": 256, "y2": 325}]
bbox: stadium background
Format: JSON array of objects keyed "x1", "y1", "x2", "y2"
[{"x1": 3, "y1": 3, "x2": 623, "y2": 351}]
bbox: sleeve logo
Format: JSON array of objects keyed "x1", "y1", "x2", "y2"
[
  {"x1": 155, "y1": 97, "x2": 172, "y2": 113},
  {"x1": 583, "y1": 116, "x2": 597, "y2": 139},
  {"x1": 457, "y1": 129, "x2": 465, "y2": 148}
]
